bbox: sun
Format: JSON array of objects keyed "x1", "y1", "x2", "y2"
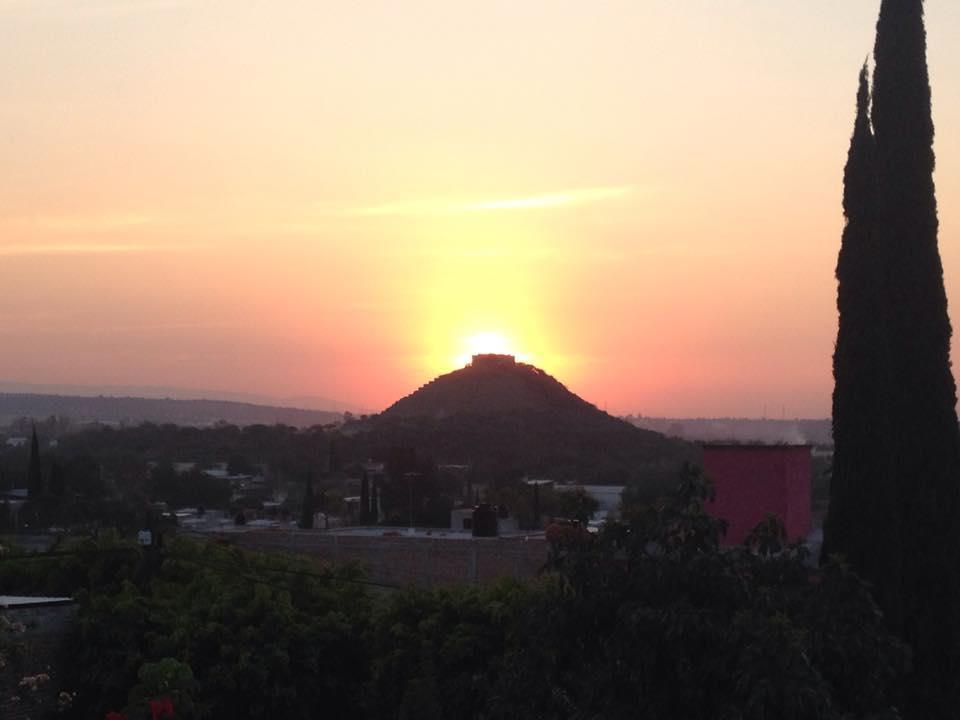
[
  {"x1": 454, "y1": 331, "x2": 530, "y2": 368},
  {"x1": 465, "y1": 331, "x2": 512, "y2": 356}
]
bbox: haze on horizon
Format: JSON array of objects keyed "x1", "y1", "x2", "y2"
[{"x1": 2, "y1": 0, "x2": 959, "y2": 418}]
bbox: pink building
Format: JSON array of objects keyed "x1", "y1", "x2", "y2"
[{"x1": 703, "y1": 444, "x2": 812, "y2": 545}]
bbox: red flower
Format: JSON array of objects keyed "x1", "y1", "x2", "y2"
[
  {"x1": 105, "y1": 712, "x2": 128, "y2": 720},
  {"x1": 150, "y1": 697, "x2": 175, "y2": 720}
]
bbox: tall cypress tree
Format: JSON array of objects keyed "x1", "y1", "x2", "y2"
[
  {"x1": 822, "y1": 65, "x2": 902, "y2": 618},
  {"x1": 48, "y1": 460, "x2": 66, "y2": 498},
  {"x1": 27, "y1": 424, "x2": 43, "y2": 498},
  {"x1": 300, "y1": 471, "x2": 315, "y2": 530},
  {"x1": 872, "y1": 1, "x2": 960, "y2": 712},
  {"x1": 360, "y1": 470, "x2": 370, "y2": 522},
  {"x1": 826, "y1": 2, "x2": 960, "y2": 714}
]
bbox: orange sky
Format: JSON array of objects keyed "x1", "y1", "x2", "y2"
[{"x1": 2, "y1": 1, "x2": 960, "y2": 416}]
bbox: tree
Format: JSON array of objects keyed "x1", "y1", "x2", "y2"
[
  {"x1": 0, "y1": 497, "x2": 909, "y2": 720},
  {"x1": 873, "y1": 2, "x2": 960, "y2": 713},
  {"x1": 360, "y1": 471, "x2": 370, "y2": 522},
  {"x1": 556, "y1": 487, "x2": 599, "y2": 525},
  {"x1": 226, "y1": 455, "x2": 255, "y2": 477},
  {"x1": 52, "y1": 537, "x2": 370, "y2": 719},
  {"x1": 65, "y1": 454, "x2": 106, "y2": 500},
  {"x1": 822, "y1": 65, "x2": 899, "y2": 615},
  {"x1": 823, "y1": 3, "x2": 960, "y2": 714},
  {"x1": 125, "y1": 657, "x2": 197, "y2": 719},
  {"x1": 524, "y1": 475, "x2": 907, "y2": 720},
  {"x1": 328, "y1": 434, "x2": 342, "y2": 474},
  {"x1": 300, "y1": 472, "x2": 315, "y2": 529},
  {"x1": 27, "y1": 425, "x2": 43, "y2": 498},
  {"x1": 48, "y1": 460, "x2": 66, "y2": 498}
]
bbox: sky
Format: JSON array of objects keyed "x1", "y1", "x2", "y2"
[{"x1": 1, "y1": 0, "x2": 959, "y2": 417}]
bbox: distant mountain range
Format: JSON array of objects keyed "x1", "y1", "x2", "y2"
[
  {"x1": 0, "y1": 380, "x2": 832, "y2": 447},
  {"x1": 0, "y1": 393, "x2": 341, "y2": 428},
  {"x1": 0, "y1": 382, "x2": 362, "y2": 413},
  {"x1": 626, "y1": 416, "x2": 833, "y2": 446},
  {"x1": 347, "y1": 355, "x2": 698, "y2": 484}
]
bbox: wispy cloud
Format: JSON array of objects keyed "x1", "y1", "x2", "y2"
[
  {"x1": 0, "y1": 0, "x2": 190, "y2": 20},
  {"x1": 0, "y1": 243, "x2": 200, "y2": 257},
  {"x1": 1, "y1": 212, "x2": 159, "y2": 234},
  {"x1": 29, "y1": 214, "x2": 156, "y2": 233},
  {"x1": 343, "y1": 185, "x2": 634, "y2": 218}
]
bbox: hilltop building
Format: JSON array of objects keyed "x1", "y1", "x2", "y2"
[{"x1": 470, "y1": 353, "x2": 516, "y2": 368}]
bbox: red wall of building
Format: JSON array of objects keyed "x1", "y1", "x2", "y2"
[{"x1": 703, "y1": 445, "x2": 812, "y2": 545}]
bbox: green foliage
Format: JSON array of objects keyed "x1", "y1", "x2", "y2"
[
  {"x1": 556, "y1": 487, "x2": 600, "y2": 524},
  {"x1": 0, "y1": 477, "x2": 906, "y2": 720},
  {"x1": 0, "y1": 531, "x2": 141, "y2": 598},
  {"x1": 51, "y1": 537, "x2": 371, "y2": 720},
  {"x1": 364, "y1": 581, "x2": 536, "y2": 719},
  {"x1": 487, "y1": 482, "x2": 559, "y2": 528},
  {"x1": 529, "y1": 473, "x2": 905, "y2": 720},
  {"x1": 126, "y1": 657, "x2": 198, "y2": 719},
  {"x1": 375, "y1": 449, "x2": 460, "y2": 527},
  {"x1": 152, "y1": 465, "x2": 231, "y2": 510}
]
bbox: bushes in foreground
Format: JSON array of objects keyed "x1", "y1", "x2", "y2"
[{"x1": 1, "y1": 471, "x2": 904, "y2": 719}]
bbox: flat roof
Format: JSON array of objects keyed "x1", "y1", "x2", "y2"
[
  {"x1": 329, "y1": 526, "x2": 546, "y2": 541},
  {"x1": 703, "y1": 443, "x2": 813, "y2": 449},
  {"x1": 0, "y1": 595, "x2": 74, "y2": 609},
  {"x1": 554, "y1": 484, "x2": 626, "y2": 492}
]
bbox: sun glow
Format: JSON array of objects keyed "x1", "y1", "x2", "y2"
[{"x1": 454, "y1": 331, "x2": 532, "y2": 369}]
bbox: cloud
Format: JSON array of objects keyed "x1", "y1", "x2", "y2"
[
  {"x1": 0, "y1": 0, "x2": 190, "y2": 20},
  {"x1": 30, "y1": 214, "x2": 156, "y2": 233},
  {"x1": 0, "y1": 319, "x2": 236, "y2": 336},
  {"x1": 343, "y1": 185, "x2": 634, "y2": 218},
  {"x1": 1, "y1": 212, "x2": 159, "y2": 234},
  {"x1": 0, "y1": 243, "x2": 200, "y2": 257}
]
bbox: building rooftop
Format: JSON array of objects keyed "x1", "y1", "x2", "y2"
[
  {"x1": 470, "y1": 353, "x2": 516, "y2": 367},
  {"x1": 326, "y1": 526, "x2": 546, "y2": 541},
  {"x1": 1, "y1": 595, "x2": 74, "y2": 609},
  {"x1": 703, "y1": 443, "x2": 813, "y2": 449}
]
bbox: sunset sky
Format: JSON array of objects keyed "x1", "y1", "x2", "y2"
[{"x1": 2, "y1": 0, "x2": 960, "y2": 417}]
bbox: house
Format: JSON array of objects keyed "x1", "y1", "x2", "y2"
[{"x1": 703, "y1": 444, "x2": 812, "y2": 545}]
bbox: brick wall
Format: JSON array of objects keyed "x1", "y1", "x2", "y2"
[{"x1": 211, "y1": 530, "x2": 550, "y2": 587}]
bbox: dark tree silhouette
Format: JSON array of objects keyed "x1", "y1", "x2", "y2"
[
  {"x1": 27, "y1": 424, "x2": 43, "y2": 498},
  {"x1": 873, "y1": 1, "x2": 960, "y2": 713},
  {"x1": 300, "y1": 472, "x2": 315, "y2": 529},
  {"x1": 822, "y1": 65, "x2": 899, "y2": 612},
  {"x1": 825, "y1": 2, "x2": 960, "y2": 714},
  {"x1": 360, "y1": 470, "x2": 370, "y2": 522},
  {"x1": 48, "y1": 460, "x2": 66, "y2": 497},
  {"x1": 328, "y1": 435, "x2": 342, "y2": 474}
]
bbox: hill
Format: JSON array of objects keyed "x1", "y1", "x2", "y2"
[
  {"x1": 0, "y1": 393, "x2": 341, "y2": 428},
  {"x1": 351, "y1": 355, "x2": 697, "y2": 484}
]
